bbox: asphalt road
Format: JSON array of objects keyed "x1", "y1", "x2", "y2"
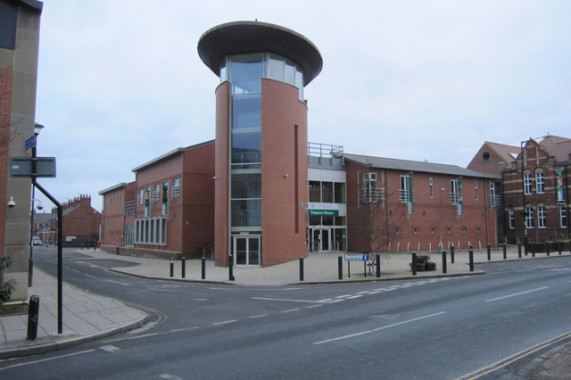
[{"x1": 2, "y1": 247, "x2": 570, "y2": 379}]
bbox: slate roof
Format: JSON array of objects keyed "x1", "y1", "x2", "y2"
[{"x1": 344, "y1": 153, "x2": 499, "y2": 179}]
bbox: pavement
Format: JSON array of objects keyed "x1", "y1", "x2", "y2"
[{"x1": 0, "y1": 245, "x2": 570, "y2": 378}]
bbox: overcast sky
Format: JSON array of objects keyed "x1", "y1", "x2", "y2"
[{"x1": 34, "y1": 0, "x2": 571, "y2": 211}]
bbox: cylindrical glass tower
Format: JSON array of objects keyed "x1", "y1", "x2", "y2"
[{"x1": 198, "y1": 21, "x2": 322, "y2": 267}]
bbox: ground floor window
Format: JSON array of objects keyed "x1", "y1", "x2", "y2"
[
  {"x1": 135, "y1": 217, "x2": 167, "y2": 245},
  {"x1": 125, "y1": 224, "x2": 134, "y2": 247},
  {"x1": 561, "y1": 206, "x2": 568, "y2": 228}
]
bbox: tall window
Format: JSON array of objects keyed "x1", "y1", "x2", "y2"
[
  {"x1": 537, "y1": 205, "x2": 546, "y2": 228},
  {"x1": 363, "y1": 172, "x2": 378, "y2": 202},
  {"x1": 475, "y1": 181, "x2": 479, "y2": 200},
  {"x1": 400, "y1": 174, "x2": 414, "y2": 214},
  {"x1": 490, "y1": 182, "x2": 497, "y2": 207},
  {"x1": 523, "y1": 172, "x2": 532, "y2": 195},
  {"x1": 525, "y1": 206, "x2": 534, "y2": 229},
  {"x1": 508, "y1": 207, "x2": 515, "y2": 229},
  {"x1": 561, "y1": 206, "x2": 568, "y2": 228},
  {"x1": 535, "y1": 171, "x2": 545, "y2": 194},
  {"x1": 429, "y1": 177, "x2": 434, "y2": 198}
]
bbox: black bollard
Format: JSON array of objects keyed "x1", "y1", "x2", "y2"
[
  {"x1": 558, "y1": 241, "x2": 562, "y2": 255},
  {"x1": 27, "y1": 295, "x2": 40, "y2": 340},
  {"x1": 469, "y1": 247, "x2": 474, "y2": 272},
  {"x1": 412, "y1": 252, "x2": 417, "y2": 276},
  {"x1": 181, "y1": 257, "x2": 186, "y2": 279},
  {"x1": 376, "y1": 253, "x2": 381, "y2": 278},
  {"x1": 487, "y1": 243, "x2": 491, "y2": 261},
  {"x1": 299, "y1": 257, "x2": 304, "y2": 281},
  {"x1": 170, "y1": 258, "x2": 174, "y2": 277},
  {"x1": 532, "y1": 243, "x2": 536, "y2": 257},
  {"x1": 518, "y1": 242, "x2": 522, "y2": 258},
  {"x1": 503, "y1": 242, "x2": 507, "y2": 260},
  {"x1": 442, "y1": 250, "x2": 447, "y2": 274},
  {"x1": 450, "y1": 245, "x2": 455, "y2": 264},
  {"x1": 201, "y1": 256, "x2": 206, "y2": 280},
  {"x1": 338, "y1": 256, "x2": 343, "y2": 280},
  {"x1": 229, "y1": 254, "x2": 235, "y2": 281},
  {"x1": 546, "y1": 242, "x2": 550, "y2": 256}
]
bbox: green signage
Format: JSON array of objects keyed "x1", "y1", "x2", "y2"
[{"x1": 308, "y1": 209, "x2": 339, "y2": 216}]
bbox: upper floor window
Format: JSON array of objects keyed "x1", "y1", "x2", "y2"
[
  {"x1": 490, "y1": 182, "x2": 498, "y2": 208},
  {"x1": 535, "y1": 171, "x2": 545, "y2": 194},
  {"x1": 523, "y1": 172, "x2": 532, "y2": 195},
  {"x1": 363, "y1": 173, "x2": 379, "y2": 202},
  {"x1": 561, "y1": 206, "x2": 567, "y2": 228},
  {"x1": 171, "y1": 178, "x2": 180, "y2": 198},
  {"x1": 429, "y1": 177, "x2": 434, "y2": 198},
  {"x1": 475, "y1": 181, "x2": 479, "y2": 200}
]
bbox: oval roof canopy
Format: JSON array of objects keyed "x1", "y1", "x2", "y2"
[{"x1": 198, "y1": 21, "x2": 323, "y2": 86}]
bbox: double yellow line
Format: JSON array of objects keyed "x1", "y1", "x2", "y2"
[{"x1": 457, "y1": 330, "x2": 571, "y2": 380}]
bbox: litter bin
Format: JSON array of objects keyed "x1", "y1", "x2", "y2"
[{"x1": 27, "y1": 295, "x2": 40, "y2": 340}]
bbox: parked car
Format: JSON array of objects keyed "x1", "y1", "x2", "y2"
[{"x1": 31, "y1": 237, "x2": 42, "y2": 246}]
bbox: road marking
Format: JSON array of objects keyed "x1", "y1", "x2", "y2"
[
  {"x1": 213, "y1": 319, "x2": 238, "y2": 326},
  {"x1": 159, "y1": 374, "x2": 183, "y2": 380},
  {"x1": 127, "y1": 333, "x2": 158, "y2": 340},
  {"x1": 313, "y1": 311, "x2": 447, "y2": 345},
  {"x1": 485, "y1": 286, "x2": 548, "y2": 303},
  {"x1": 252, "y1": 297, "x2": 326, "y2": 304},
  {"x1": 281, "y1": 308, "x2": 300, "y2": 313},
  {"x1": 103, "y1": 279, "x2": 129, "y2": 286},
  {"x1": 0, "y1": 349, "x2": 95, "y2": 371},
  {"x1": 84, "y1": 273, "x2": 97, "y2": 279},
  {"x1": 306, "y1": 304, "x2": 324, "y2": 309},
  {"x1": 100, "y1": 345, "x2": 121, "y2": 353},
  {"x1": 249, "y1": 314, "x2": 268, "y2": 319}
]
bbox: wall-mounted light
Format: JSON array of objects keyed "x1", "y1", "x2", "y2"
[{"x1": 7, "y1": 196, "x2": 16, "y2": 208}]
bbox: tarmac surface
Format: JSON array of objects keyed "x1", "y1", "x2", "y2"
[{"x1": 1, "y1": 246, "x2": 570, "y2": 378}]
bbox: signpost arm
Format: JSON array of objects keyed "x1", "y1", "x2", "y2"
[{"x1": 32, "y1": 180, "x2": 63, "y2": 334}]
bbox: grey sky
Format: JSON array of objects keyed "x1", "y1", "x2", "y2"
[{"x1": 34, "y1": 0, "x2": 571, "y2": 211}]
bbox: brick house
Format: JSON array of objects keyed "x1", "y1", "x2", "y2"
[
  {"x1": 502, "y1": 135, "x2": 571, "y2": 245},
  {"x1": 33, "y1": 195, "x2": 101, "y2": 247},
  {"x1": 344, "y1": 153, "x2": 500, "y2": 254},
  {"x1": 467, "y1": 141, "x2": 520, "y2": 243},
  {"x1": 99, "y1": 141, "x2": 215, "y2": 259}
]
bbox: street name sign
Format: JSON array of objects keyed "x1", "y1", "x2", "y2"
[
  {"x1": 345, "y1": 253, "x2": 369, "y2": 261},
  {"x1": 9, "y1": 156, "x2": 56, "y2": 178}
]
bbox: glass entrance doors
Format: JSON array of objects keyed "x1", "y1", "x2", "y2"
[
  {"x1": 310, "y1": 228, "x2": 330, "y2": 252},
  {"x1": 233, "y1": 235, "x2": 260, "y2": 266}
]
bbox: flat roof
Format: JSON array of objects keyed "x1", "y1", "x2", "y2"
[{"x1": 197, "y1": 21, "x2": 323, "y2": 86}]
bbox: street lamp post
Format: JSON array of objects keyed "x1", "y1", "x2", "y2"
[{"x1": 28, "y1": 123, "x2": 44, "y2": 286}]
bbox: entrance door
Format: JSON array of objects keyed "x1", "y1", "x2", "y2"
[
  {"x1": 233, "y1": 236, "x2": 260, "y2": 266},
  {"x1": 311, "y1": 228, "x2": 331, "y2": 252}
]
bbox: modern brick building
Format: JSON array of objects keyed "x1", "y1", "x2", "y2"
[
  {"x1": 100, "y1": 141, "x2": 215, "y2": 259},
  {"x1": 198, "y1": 21, "x2": 322, "y2": 267},
  {"x1": 502, "y1": 135, "x2": 571, "y2": 245},
  {"x1": 0, "y1": 0, "x2": 43, "y2": 300},
  {"x1": 345, "y1": 153, "x2": 499, "y2": 253}
]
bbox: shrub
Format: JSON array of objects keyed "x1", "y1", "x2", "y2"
[{"x1": 0, "y1": 255, "x2": 15, "y2": 305}]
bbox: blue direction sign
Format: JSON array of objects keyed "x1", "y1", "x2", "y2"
[{"x1": 25, "y1": 135, "x2": 36, "y2": 151}]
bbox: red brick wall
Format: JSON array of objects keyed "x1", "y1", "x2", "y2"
[
  {"x1": 261, "y1": 79, "x2": 308, "y2": 266},
  {"x1": 182, "y1": 143, "x2": 215, "y2": 258},
  {"x1": 346, "y1": 161, "x2": 498, "y2": 254},
  {"x1": 214, "y1": 82, "x2": 231, "y2": 266},
  {"x1": 0, "y1": 68, "x2": 13, "y2": 253},
  {"x1": 101, "y1": 186, "x2": 129, "y2": 247},
  {"x1": 503, "y1": 139, "x2": 569, "y2": 243}
]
